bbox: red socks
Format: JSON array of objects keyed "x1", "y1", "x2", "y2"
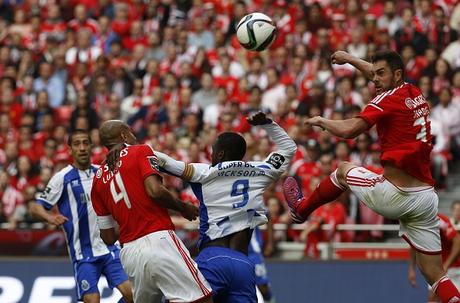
[
  {"x1": 433, "y1": 276, "x2": 460, "y2": 303},
  {"x1": 296, "y1": 170, "x2": 346, "y2": 218}
]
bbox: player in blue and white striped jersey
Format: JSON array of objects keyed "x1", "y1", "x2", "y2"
[
  {"x1": 155, "y1": 112, "x2": 297, "y2": 302},
  {"x1": 30, "y1": 129, "x2": 132, "y2": 303}
]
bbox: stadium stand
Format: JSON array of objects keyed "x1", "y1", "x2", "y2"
[{"x1": 0, "y1": 0, "x2": 460, "y2": 260}]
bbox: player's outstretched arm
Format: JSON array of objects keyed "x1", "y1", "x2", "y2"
[
  {"x1": 305, "y1": 116, "x2": 368, "y2": 139},
  {"x1": 331, "y1": 51, "x2": 374, "y2": 81},
  {"x1": 144, "y1": 174, "x2": 198, "y2": 221},
  {"x1": 444, "y1": 233, "x2": 460, "y2": 270},
  {"x1": 247, "y1": 112, "x2": 297, "y2": 174},
  {"x1": 29, "y1": 203, "x2": 68, "y2": 226},
  {"x1": 407, "y1": 248, "x2": 418, "y2": 287}
]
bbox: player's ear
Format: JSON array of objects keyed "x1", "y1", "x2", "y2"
[
  {"x1": 394, "y1": 69, "x2": 403, "y2": 82},
  {"x1": 218, "y1": 150, "x2": 225, "y2": 160}
]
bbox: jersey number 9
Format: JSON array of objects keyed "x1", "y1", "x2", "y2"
[{"x1": 231, "y1": 179, "x2": 249, "y2": 209}]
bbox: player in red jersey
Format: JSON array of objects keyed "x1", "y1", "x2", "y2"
[
  {"x1": 91, "y1": 120, "x2": 213, "y2": 303},
  {"x1": 283, "y1": 50, "x2": 460, "y2": 303},
  {"x1": 408, "y1": 214, "x2": 460, "y2": 302}
]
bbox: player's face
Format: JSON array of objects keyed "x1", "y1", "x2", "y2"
[
  {"x1": 121, "y1": 127, "x2": 138, "y2": 145},
  {"x1": 69, "y1": 133, "x2": 91, "y2": 169},
  {"x1": 372, "y1": 60, "x2": 400, "y2": 95}
]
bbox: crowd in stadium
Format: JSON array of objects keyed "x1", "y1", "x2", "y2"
[{"x1": 0, "y1": 0, "x2": 460, "y2": 258}]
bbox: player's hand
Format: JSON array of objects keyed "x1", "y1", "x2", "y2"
[
  {"x1": 106, "y1": 143, "x2": 125, "y2": 172},
  {"x1": 263, "y1": 242, "x2": 275, "y2": 257},
  {"x1": 304, "y1": 116, "x2": 324, "y2": 130},
  {"x1": 47, "y1": 214, "x2": 68, "y2": 226},
  {"x1": 331, "y1": 51, "x2": 352, "y2": 65},
  {"x1": 407, "y1": 267, "x2": 417, "y2": 288},
  {"x1": 180, "y1": 202, "x2": 199, "y2": 221},
  {"x1": 247, "y1": 111, "x2": 272, "y2": 126}
]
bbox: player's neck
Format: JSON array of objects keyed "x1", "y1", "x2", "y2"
[{"x1": 73, "y1": 162, "x2": 91, "y2": 171}]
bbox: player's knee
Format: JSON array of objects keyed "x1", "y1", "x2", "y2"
[
  {"x1": 117, "y1": 281, "x2": 133, "y2": 303},
  {"x1": 83, "y1": 293, "x2": 100, "y2": 303},
  {"x1": 258, "y1": 284, "x2": 272, "y2": 300},
  {"x1": 335, "y1": 162, "x2": 354, "y2": 184}
]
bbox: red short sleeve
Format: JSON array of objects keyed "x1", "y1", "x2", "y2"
[
  {"x1": 90, "y1": 178, "x2": 110, "y2": 216},
  {"x1": 439, "y1": 214, "x2": 457, "y2": 241},
  {"x1": 137, "y1": 145, "x2": 162, "y2": 181},
  {"x1": 358, "y1": 103, "x2": 386, "y2": 127}
]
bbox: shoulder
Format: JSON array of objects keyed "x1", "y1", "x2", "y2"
[
  {"x1": 53, "y1": 165, "x2": 75, "y2": 181},
  {"x1": 370, "y1": 83, "x2": 408, "y2": 105}
]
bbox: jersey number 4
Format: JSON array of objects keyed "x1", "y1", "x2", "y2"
[
  {"x1": 110, "y1": 173, "x2": 132, "y2": 209},
  {"x1": 231, "y1": 179, "x2": 249, "y2": 209}
]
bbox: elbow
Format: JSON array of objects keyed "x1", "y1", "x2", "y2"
[
  {"x1": 148, "y1": 186, "x2": 163, "y2": 200},
  {"x1": 341, "y1": 130, "x2": 357, "y2": 139},
  {"x1": 100, "y1": 232, "x2": 117, "y2": 246}
]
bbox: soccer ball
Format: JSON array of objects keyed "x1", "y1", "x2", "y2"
[{"x1": 236, "y1": 13, "x2": 277, "y2": 52}]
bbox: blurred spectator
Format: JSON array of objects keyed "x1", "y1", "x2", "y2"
[
  {"x1": 432, "y1": 87, "x2": 460, "y2": 159},
  {"x1": 191, "y1": 72, "x2": 218, "y2": 110},
  {"x1": 0, "y1": 0, "x2": 458, "y2": 244},
  {"x1": 33, "y1": 62, "x2": 65, "y2": 108},
  {"x1": 451, "y1": 201, "x2": 460, "y2": 225}
]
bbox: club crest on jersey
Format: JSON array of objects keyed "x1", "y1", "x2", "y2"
[
  {"x1": 148, "y1": 156, "x2": 160, "y2": 171},
  {"x1": 266, "y1": 153, "x2": 285, "y2": 169},
  {"x1": 405, "y1": 95, "x2": 426, "y2": 109},
  {"x1": 81, "y1": 279, "x2": 90, "y2": 291},
  {"x1": 96, "y1": 168, "x2": 103, "y2": 178}
]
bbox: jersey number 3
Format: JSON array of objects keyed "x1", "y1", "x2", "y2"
[
  {"x1": 110, "y1": 173, "x2": 132, "y2": 209},
  {"x1": 414, "y1": 116, "x2": 428, "y2": 142},
  {"x1": 231, "y1": 179, "x2": 249, "y2": 209}
]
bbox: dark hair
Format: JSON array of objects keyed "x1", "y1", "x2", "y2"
[
  {"x1": 371, "y1": 50, "x2": 405, "y2": 76},
  {"x1": 215, "y1": 132, "x2": 246, "y2": 161},
  {"x1": 67, "y1": 129, "x2": 91, "y2": 146}
]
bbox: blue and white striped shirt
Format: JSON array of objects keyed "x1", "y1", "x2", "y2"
[{"x1": 36, "y1": 165, "x2": 113, "y2": 262}]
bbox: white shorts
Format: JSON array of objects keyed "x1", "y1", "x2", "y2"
[
  {"x1": 120, "y1": 230, "x2": 212, "y2": 303},
  {"x1": 346, "y1": 167, "x2": 441, "y2": 254}
]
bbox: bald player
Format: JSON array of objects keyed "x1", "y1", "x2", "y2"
[{"x1": 91, "y1": 121, "x2": 213, "y2": 303}]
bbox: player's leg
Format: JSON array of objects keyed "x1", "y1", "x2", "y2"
[
  {"x1": 119, "y1": 240, "x2": 162, "y2": 302},
  {"x1": 101, "y1": 249, "x2": 133, "y2": 303},
  {"x1": 75, "y1": 261, "x2": 102, "y2": 303},
  {"x1": 401, "y1": 191, "x2": 460, "y2": 303},
  {"x1": 248, "y1": 251, "x2": 272, "y2": 302},
  {"x1": 417, "y1": 252, "x2": 460, "y2": 303},
  {"x1": 283, "y1": 162, "x2": 353, "y2": 222},
  {"x1": 82, "y1": 293, "x2": 100, "y2": 303},
  {"x1": 155, "y1": 230, "x2": 213, "y2": 302}
]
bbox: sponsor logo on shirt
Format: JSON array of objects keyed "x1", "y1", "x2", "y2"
[
  {"x1": 148, "y1": 155, "x2": 160, "y2": 171},
  {"x1": 266, "y1": 153, "x2": 285, "y2": 169},
  {"x1": 404, "y1": 95, "x2": 427, "y2": 109}
]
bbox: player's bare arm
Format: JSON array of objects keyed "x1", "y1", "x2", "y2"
[
  {"x1": 331, "y1": 51, "x2": 374, "y2": 80},
  {"x1": 29, "y1": 203, "x2": 68, "y2": 226},
  {"x1": 407, "y1": 248, "x2": 417, "y2": 287},
  {"x1": 304, "y1": 116, "x2": 368, "y2": 139},
  {"x1": 99, "y1": 228, "x2": 118, "y2": 246},
  {"x1": 443, "y1": 234, "x2": 460, "y2": 270},
  {"x1": 144, "y1": 174, "x2": 199, "y2": 221}
]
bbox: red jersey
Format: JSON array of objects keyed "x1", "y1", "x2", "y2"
[
  {"x1": 358, "y1": 83, "x2": 434, "y2": 185},
  {"x1": 91, "y1": 145, "x2": 174, "y2": 244},
  {"x1": 439, "y1": 214, "x2": 460, "y2": 268}
]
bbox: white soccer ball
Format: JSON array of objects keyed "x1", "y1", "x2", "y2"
[{"x1": 236, "y1": 13, "x2": 277, "y2": 52}]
